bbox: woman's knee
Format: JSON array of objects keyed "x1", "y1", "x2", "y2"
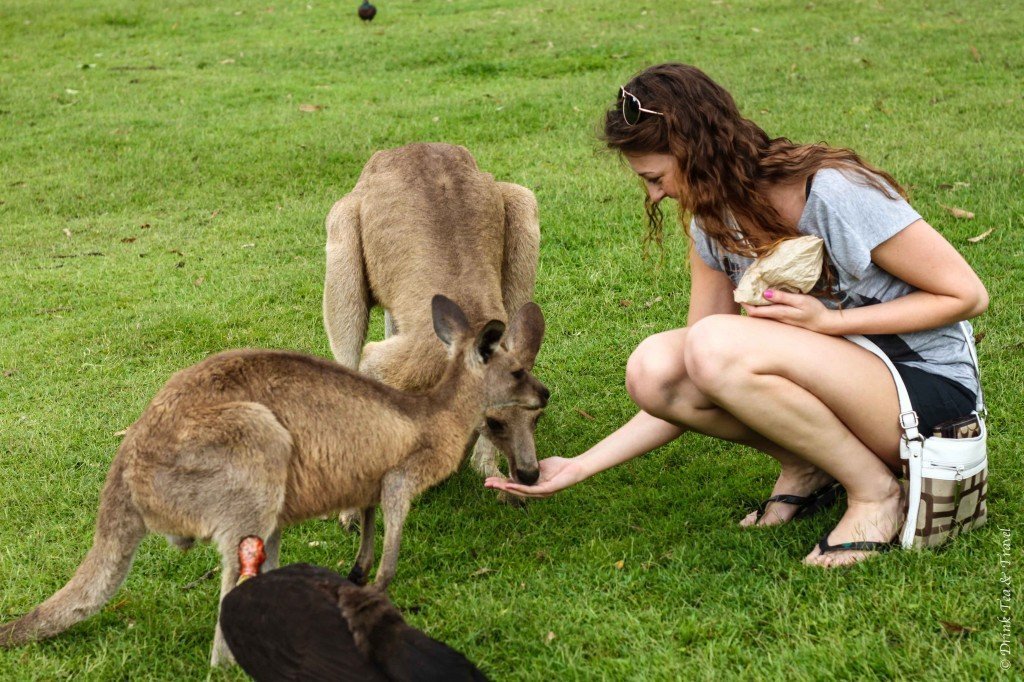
[
  {"x1": 625, "y1": 332, "x2": 689, "y2": 413},
  {"x1": 684, "y1": 315, "x2": 752, "y2": 394}
]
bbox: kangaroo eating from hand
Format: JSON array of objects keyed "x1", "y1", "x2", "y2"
[
  {"x1": 0, "y1": 296, "x2": 548, "y2": 666},
  {"x1": 323, "y1": 143, "x2": 543, "y2": 498}
]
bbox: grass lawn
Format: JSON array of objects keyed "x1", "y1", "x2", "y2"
[{"x1": 2, "y1": 0, "x2": 1022, "y2": 678}]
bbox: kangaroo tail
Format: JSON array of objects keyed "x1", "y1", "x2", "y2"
[{"x1": 0, "y1": 455, "x2": 147, "y2": 647}]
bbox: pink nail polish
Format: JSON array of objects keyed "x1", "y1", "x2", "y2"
[{"x1": 764, "y1": 290, "x2": 774, "y2": 299}]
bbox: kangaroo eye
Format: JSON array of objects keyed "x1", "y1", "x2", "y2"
[
  {"x1": 511, "y1": 369, "x2": 526, "y2": 380},
  {"x1": 485, "y1": 418, "x2": 505, "y2": 433}
]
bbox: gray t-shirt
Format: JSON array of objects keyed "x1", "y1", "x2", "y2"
[{"x1": 690, "y1": 168, "x2": 979, "y2": 395}]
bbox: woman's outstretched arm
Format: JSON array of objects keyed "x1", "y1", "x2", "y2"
[
  {"x1": 485, "y1": 410, "x2": 684, "y2": 498},
  {"x1": 486, "y1": 245, "x2": 739, "y2": 499}
]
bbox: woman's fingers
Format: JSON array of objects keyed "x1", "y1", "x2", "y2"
[
  {"x1": 483, "y1": 457, "x2": 584, "y2": 499},
  {"x1": 743, "y1": 303, "x2": 788, "y2": 320},
  {"x1": 745, "y1": 292, "x2": 811, "y2": 318},
  {"x1": 484, "y1": 477, "x2": 554, "y2": 498},
  {"x1": 744, "y1": 291, "x2": 836, "y2": 333}
]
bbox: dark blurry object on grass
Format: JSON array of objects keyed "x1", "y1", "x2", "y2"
[
  {"x1": 220, "y1": 537, "x2": 489, "y2": 682},
  {"x1": 359, "y1": 1, "x2": 377, "y2": 22}
]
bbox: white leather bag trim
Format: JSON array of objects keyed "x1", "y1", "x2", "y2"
[
  {"x1": 900, "y1": 434, "x2": 924, "y2": 549},
  {"x1": 846, "y1": 331, "x2": 986, "y2": 549}
]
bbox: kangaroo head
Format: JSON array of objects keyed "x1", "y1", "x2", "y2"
[
  {"x1": 432, "y1": 296, "x2": 549, "y2": 485},
  {"x1": 479, "y1": 301, "x2": 549, "y2": 484},
  {"x1": 432, "y1": 293, "x2": 548, "y2": 387}
]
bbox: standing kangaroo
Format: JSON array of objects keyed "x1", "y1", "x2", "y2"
[
  {"x1": 0, "y1": 296, "x2": 548, "y2": 666},
  {"x1": 323, "y1": 143, "x2": 543, "y2": 491}
]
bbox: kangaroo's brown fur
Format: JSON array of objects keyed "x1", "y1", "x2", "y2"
[
  {"x1": 323, "y1": 143, "x2": 542, "y2": 490},
  {"x1": 0, "y1": 297, "x2": 547, "y2": 666}
]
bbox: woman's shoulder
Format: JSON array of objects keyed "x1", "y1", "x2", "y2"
[
  {"x1": 810, "y1": 167, "x2": 849, "y2": 190},
  {"x1": 807, "y1": 167, "x2": 913, "y2": 218},
  {"x1": 800, "y1": 167, "x2": 921, "y2": 277},
  {"x1": 810, "y1": 167, "x2": 889, "y2": 197}
]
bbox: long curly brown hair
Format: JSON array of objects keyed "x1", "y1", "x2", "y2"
[{"x1": 604, "y1": 63, "x2": 907, "y2": 294}]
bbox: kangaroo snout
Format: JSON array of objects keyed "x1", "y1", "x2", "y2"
[
  {"x1": 517, "y1": 467, "x2": 540, "y2": 485},
  {"x1": 536, "y1": 383, "x2": 551, "y2": 408}
]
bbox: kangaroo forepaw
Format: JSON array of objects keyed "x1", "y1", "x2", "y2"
[
  {"x1": 338, "y1": 509, "x2": 360, "y2": 533},
  {"x1": 347, "y1": 564, "x2": 368, "y2": 586}
]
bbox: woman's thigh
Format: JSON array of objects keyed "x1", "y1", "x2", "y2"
[{"x1": 685, "y1": 315, "x2": 903, "y2": 462}]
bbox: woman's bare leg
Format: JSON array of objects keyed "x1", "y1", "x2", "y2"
[
  {"x1": 681, "y1": 315, "x2": 903, "y2": 566},
  {"x1": 626, "y1": 329, "x2": 837, "y2": 527}
]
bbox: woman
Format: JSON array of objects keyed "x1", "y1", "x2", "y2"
[{"x1": 485, "y1": 63, "x2": 988, "y2": 567}]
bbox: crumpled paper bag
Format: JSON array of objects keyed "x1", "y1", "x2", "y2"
[{"x1": 733, "y1": 235, "x2": 824, "y2": 306}]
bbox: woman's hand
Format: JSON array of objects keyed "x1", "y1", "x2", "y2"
[
  {"x1": 484, "y1": 456, "x2": 586, "y2": 499},
  {"x1": 742, "y1": 289, "x2": 839, "y2": 334}
]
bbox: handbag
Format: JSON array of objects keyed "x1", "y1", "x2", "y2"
[{"x1": 846, "y1": 323, "x2": 987, "y2": 549}]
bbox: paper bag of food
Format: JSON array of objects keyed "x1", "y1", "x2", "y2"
[{"x1": 733, "y1": 235, "x2": 824, "y2": 306}]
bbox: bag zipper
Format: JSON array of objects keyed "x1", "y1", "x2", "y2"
[{"x1": 925, "y1": 462, "x2": 974, "y2": 477}]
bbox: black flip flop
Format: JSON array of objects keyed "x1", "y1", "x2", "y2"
[
  {"x1": 815, "y1": 530, "x2": 899, "y2": 556},
  {"x1": 751, "y1": 480, "x2": 845, "y2": 524}
]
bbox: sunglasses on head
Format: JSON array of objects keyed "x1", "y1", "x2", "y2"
[{"x1": 620, "y1": 86, "x2": 664, "y2": 126}]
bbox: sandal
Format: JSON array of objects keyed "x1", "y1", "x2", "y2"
[
  {"x1": 750, "y1": 480, "x2": 845, "y2": 524},
  {"x1": 815, "y1": 530, "x2": 899, "y2": 556}
]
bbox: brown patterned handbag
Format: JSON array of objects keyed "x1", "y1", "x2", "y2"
[{"x1": 847, "y1": 323, "x2": 987, "y2": 550}]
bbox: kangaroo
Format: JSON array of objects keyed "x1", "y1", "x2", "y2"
[
  {"x1": 323, "y1": 143, "x2": 542, "y2": 496},
  {"x1": 0, "y1": 296, "x2": 548, "y2": 667}
]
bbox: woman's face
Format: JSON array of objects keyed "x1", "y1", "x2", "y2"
[{"x1": 625, "y1": 152, "x2": 680, "y2": 204}]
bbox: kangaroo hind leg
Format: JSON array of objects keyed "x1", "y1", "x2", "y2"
[
  {"x1": 172, "y1": 402, "x2": 291, "y2": 668},
  {"x1": 497, "y1": 181, "x2": 540, "y2": 320},
  {"x1": 324, "y1": 193, "x2": 370, "y2": 369},
  {"x1": 360, "y1": 334, "x2": 443, "y2": 391}
]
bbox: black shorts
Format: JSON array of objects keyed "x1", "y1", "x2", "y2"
[{"x1": 893, "y1": 363, "x2": 977, "y2": 435}]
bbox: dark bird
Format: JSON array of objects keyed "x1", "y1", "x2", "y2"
[
  {"x1": 358, "y1": 1, "x2": 377, "y2": 22},
  {"x1": 220, "y1": 537, "x2": 489, "y2": 682}
]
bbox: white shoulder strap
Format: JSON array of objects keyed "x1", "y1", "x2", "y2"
[
  {"x1": 844, "y1": 334, "x2": 920, "y2": 444},
  {"x1": 958, "y1": 322, "x2": 985, "y2": 415},
  {"x1": 847, "y1": 325, "x2": 985, "y2": 432},
  {"x1": 844, "y1": 333, "x2": 923, "y2": 549}
]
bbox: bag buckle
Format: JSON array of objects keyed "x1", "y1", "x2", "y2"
[
  {"x1": 899, "y1": 410, "x2": 923, "y2": 458},
  {"x1": 899, "y1": 410, "x2": 919, "y2": 430}
]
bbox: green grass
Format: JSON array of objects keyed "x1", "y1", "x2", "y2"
[{"x1": 2, "y1": 0, "x2": 1022, "y2": 679}]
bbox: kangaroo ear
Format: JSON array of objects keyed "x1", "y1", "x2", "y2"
[
  {"x1": 431, "y1": 295, "x2": 470, "y2": 348},
  {"x1": 475, "y1": 320, "x2": 506, "y2": 364},
  {"x1": 503, "y1": 302, "x2": 545, "y2": 370}
]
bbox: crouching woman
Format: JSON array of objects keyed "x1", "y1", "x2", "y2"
[{"x1": 487, "y1": 63, "x2": 988, "y2": 566}]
